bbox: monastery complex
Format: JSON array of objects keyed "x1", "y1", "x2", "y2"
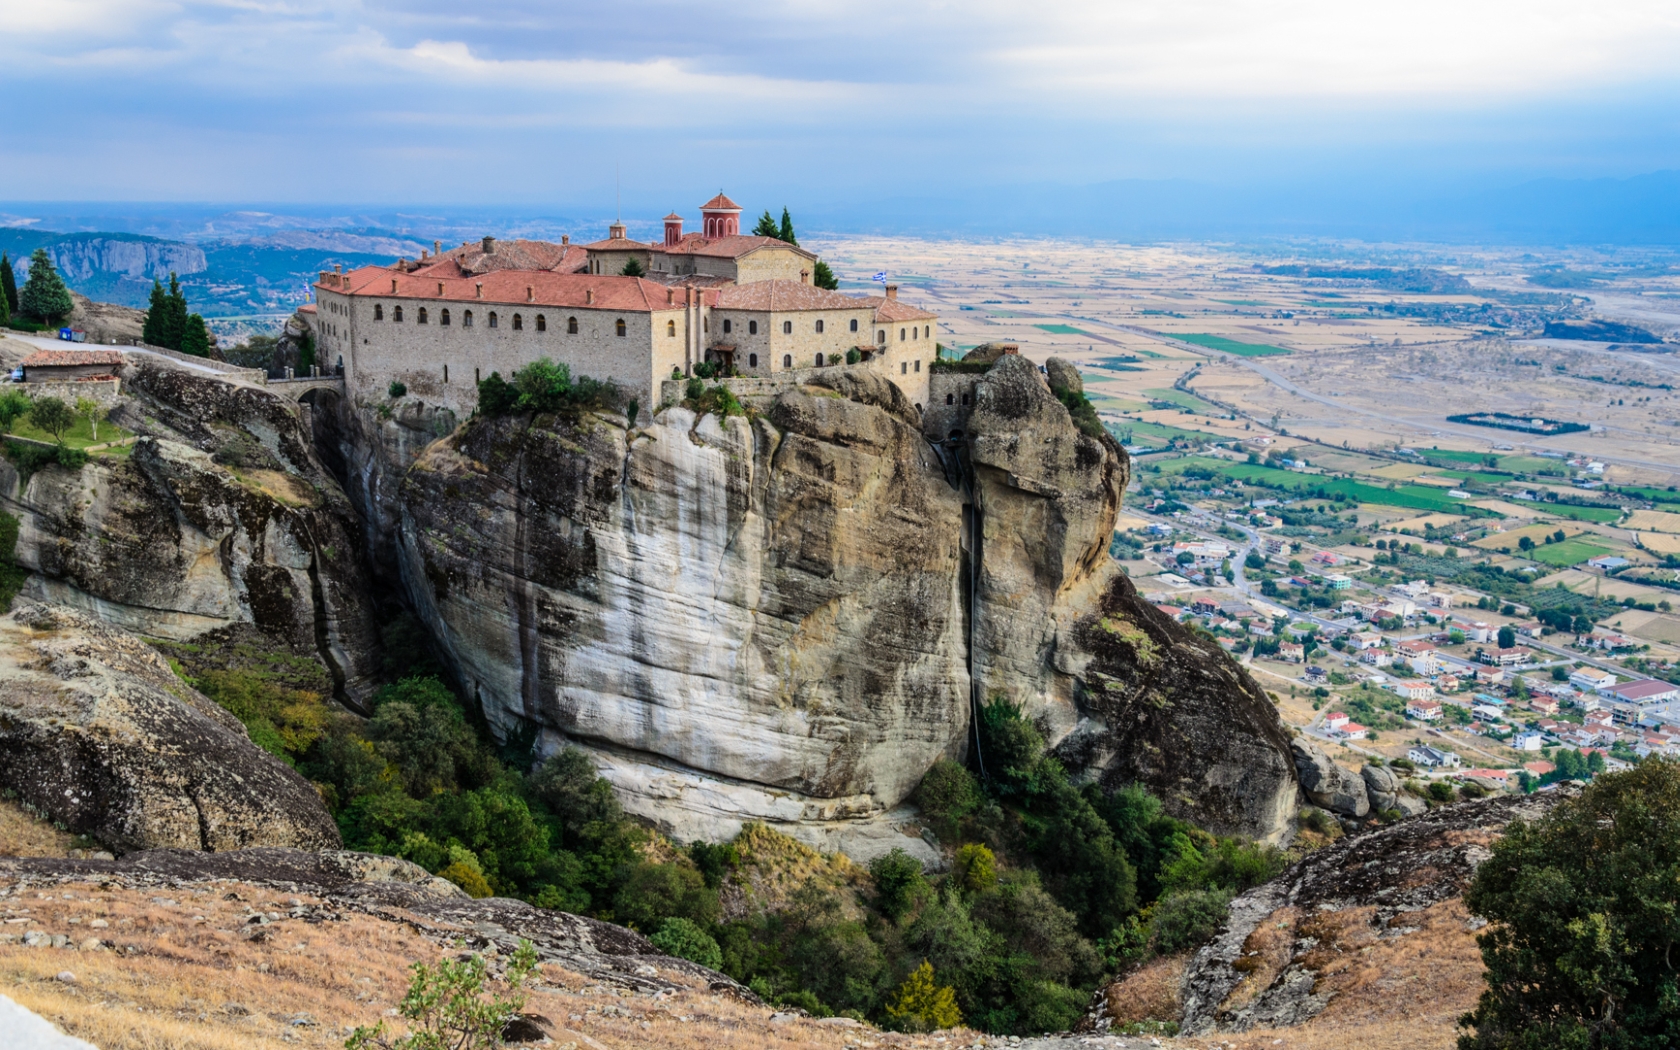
[{"x1": 305, "y1": 193, "x2": 939, "y2": 416}]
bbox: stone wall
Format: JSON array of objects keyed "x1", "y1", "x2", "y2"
[{"x1": 20, "y1": 377, "x2": 122, "y2": 406}]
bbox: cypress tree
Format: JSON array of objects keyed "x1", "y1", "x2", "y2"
[
  {"x1": 0, "y1": 272, "x2": 9, "y2": 326},
  {"x1": 0, "y1": 253, "x2": 17, "y2": 316},
  {"x1": 778, "y1": 207, "x2": 797, "y2": 246},
  {"x1": 179, "y1": 314, "x2": 210, "y2": 357},
  {"x1": 751, "y1": 210, "x2": 778, "y2": 237},
  {"x1": 161, "y1": 272, "x2": 188, "y2": 350},
  {"x1": 142, "y1": 279, "x2": 167, "y2": 346},
  {"x1": 18, "y1": 248, "x2": 72, "y2": 325}
]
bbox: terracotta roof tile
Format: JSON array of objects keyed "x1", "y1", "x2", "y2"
[
  {"x1": 327, "y1": 266, "x2": 708, "y2": 313},
  {"x1": 699, "y1": 193, "x2": 741, "y2": 211},
  {"x1": 21, "y1": 349, "x2": 125, "y2": 367},
  {"x1": 712, "y1": 280, "x2": 871, "y2": 312},
  {"x1": 859, "y1": 295, "x2": 938, "y2": 322},
  {"x1": 655, "y1": 234, "x2": 814, "y2": 261}
]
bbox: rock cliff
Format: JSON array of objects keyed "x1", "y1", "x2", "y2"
[
  {"x1": 3, "y1": 359, "x2": 382, "y2": 704},
  {"x1": 332, "y1": 351, "x2": 1298, "y2": 859},
  {"x1": 0, "y1": 601, "x2": 342, "y2": 853}
]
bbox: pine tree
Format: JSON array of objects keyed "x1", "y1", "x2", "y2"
[
  {"x1": 179, "y1": 314, "x2": 210, "y2": 357},
  {"x1": 0, "y1": 253, "x2": 17, "y2": 316},
  {"x1": 18, "y1": 248, "x2": 72, "y2": 325},
  {"x1": 812, "y1": 260, "x2": 839, "y2": 290},
  {"x1": 884, "y1": 961, "x2": 961, "y2": 1033},
  {"x1": 751, "y1": 210, "x2": 779, "y2": 237},
  {"x1": 620, "y1": 257, "x2": 646, "y2": 278},
  {"x1": 162, "y1": 273, "x2": 189, "y2": 350},
  {"x1": 142, "y1": 279, "x2": 167, "y2": 346},
  {"x1": 0, "y1": 272, "x2": 9, "y2": 326},
  {"x1": 778, "y1": 207, "x2": 797, "y2": 246}
]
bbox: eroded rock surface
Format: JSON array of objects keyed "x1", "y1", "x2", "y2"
[
  {"x1": 1175, "y1": 791, "x2": 1563, "y2": 1036},
  {"x1": 0, "y1": 601, "x2": 342, "y2": 854},
  {"x1": 1290, "y1": 738, "x2": 1370, "y2": 818}
]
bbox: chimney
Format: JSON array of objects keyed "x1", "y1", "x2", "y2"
[
  {"x1": 482, "y1": 235, "x2": 496, "y2": 254},
  {"x1": 561, "y1": 235, "x2": 570, "y2": 246},
  {"x1": 397, "y1": 257, "x2": 407, "y2": 269},
  {"x1": 318, "y1": 271, "x2": 329, "y2": 285},
  {"x1": 391, "y1": 278, "x2": 398, "y2": 293},
  {"x1": 334, "y1": 264, "x2": 343, "y2": 274},
  {"x1": 586, "y1": 289, "x2": 594, "y2": 305},
  {"x1": 437, "y1": 282, "x2": 445, "y2": 296},
  {"x1": 475, "y1": 282, "x2": 483, "y2": 299},
  {"x1": 800, "y1": 269, "x2": 810, "y2": 285},
  {"x1": 885, "y1": 284, "x2": 898, "y2": 300},
  {"x1": 434, "y1": 240, "x2": 441, "y2": 255},
  {"x1": 526, "y1": 286, "x2": 534, "y2": 302},
  {"x1": 667, "y1": 288, "x2": 675, "y2": 305},
  {"x1": 420, "y1": 249, "x2": 428, "y2": 260}
]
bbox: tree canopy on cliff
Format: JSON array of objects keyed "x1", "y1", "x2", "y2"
[
  {"x1": 1459, "y1": 759, "x2": 1680, "y2": 1050},
  {"x1": 0, "y1": 253, "x2": 17, "y2": 317},
  {"x1": 18, "y1": 248, "x2": 72, "y2": 324},
  {"x1": 142, "y1": 272, "x2": 211, "y2": 355}
]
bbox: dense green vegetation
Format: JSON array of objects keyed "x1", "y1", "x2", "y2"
[
  {"x1": 1147, "y1": 456, "x2": 1479, "y2": 514},
  {"x1": 179, "y1": 609, "x2": 1281, "y2": 1035},
  {"x1": 1459, "y1": 760, "x2": 1680, "y2": 1049},
  {"x1": 476, "y1": 359, "x2": 618, "y2": 418},
  {"x1": 0, "y1": 509, "x2": 25, "y2": 608},
  {"x1": 1048, "y1": 373, "x2": 1105, "y2": 440},
  {"x1": 18, "y1": 248, "x2": 73, "y2": 325}
]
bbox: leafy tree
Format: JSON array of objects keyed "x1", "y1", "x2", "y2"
[
  {"x1": 871, "y1": 848, "x2": 929, "y2": 923},
  {"x1": 1148, "y1": 888, "x2": 1236, "y2": 953},
  {"x1": 953, "y1": 844, "x2": 998, "y2": 895},
  {"x1": 885, "y1": 961, "x2": 962, "y2": 1033},
  {"x1": 18, "y1": 248, "x2": 72, "y2": 324},
  {"x1": 1518, "y1": 535, "x2": 1535, "y2": 552},
  {"x1": 529, "y1": 747, "x2": 623, "y2": 840},
  {"x1": 650, "y1": 916, "x2": 723, "y2": 969},
  {"x1": 813, "y1": 260, "x2": 839, "y2": 290},
  {"x1": 778, "y1": 207, "x2": 798, "y2": 245},
  {"x1": 620, "y1": 256, "x2": 645, "y2": 277},
  {"x1": 612, "y1": 862, "x2": 719, "y2": 930},
  {"x1": 0, "y1": 253, "x2": 17, "y2": 316},
  {"x1": 346, "y1": 940, "x2": 539, "y2": 1050},
  {"x1": 915, "y1": 759, "x2": 984, "y2": 841},
  {"x1": 0, "y1": 390, "x2": 29, "y2": 434},
  {"x1": 752, "y1": 210, "x2": 780, "y2": 237},
  {"x1": 1459, "y1": 760, "x2": 1680, "y2": 1050},
  {"x1": 74, "y1": 397, "x2": 103, "y2": 443},
  {"x1": 28, "y1": 396, "x2": 74, "y2": 444},
  {"x1": 1498, "y1": 625, "x2": 1517, "y2": 649}
]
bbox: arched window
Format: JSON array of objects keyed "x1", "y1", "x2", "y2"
[
  {"x1": 899, "y1": 327, "x2": 906, "y2": 341},
  {"x1": 537, "y1": 314, "x2": 547, "y2": 332},
  {"x1": 462, "y1": 310, "x2": 473, "y2": 327},
  {"x1": 393, "y1": 306, "x2": 404, "y2": 322},
  {"x1": 440, "y1": 308, "x2": 451, "y2": 326},
  {"x1": 488, "y1": 312, "x2": 498, "y2": 329},
  {"x1": 513, "y1": 314, "x2": 523, "y2": 331},
  {"x1": 962, "y1": 393, "x2": 971, "y2": 406},
  {"x1": 749, "y1": 353, "x2": 758, "y2": 368},
  {"x1": 924, "y1": 325, "x2": 931, "y2": 338},
  {"x1": 815, "y1": 353, "x2": 825, "y2": 366},
  {"x1": 782, "y1": 354, "x2": 792, "y2": 368},
  {"x1": 418, "y1": 307, "x2": 428, "y2": 324},
  {"x1": 566, "y1": 316, "x2": 577, "y2": 334},
  {"x1": 748, "y1": 320, "x2": 758, "y2": 335},
  {"x1": 374, "y1": 304, "x2": 384, "y2": 321},
  {"x1": 815, "y1": 319, "x2": 824, "y2": 333},
  {"x1": 946, "y1": 393, "x2": 955, "y2": 406},
  {"x1": 615, "y1": 318, "x2": 626, "y2": 337},
  {"x1": 723, "y1": 319, "x2": 732, "y2": 334},
  {"x1": 849, "y1": 319, "x2": 859, "y2": 332},
  {"x1": 782, "y1": 320, "x2": 792, "y2": 334}
]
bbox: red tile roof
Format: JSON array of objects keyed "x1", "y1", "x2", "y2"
[
  {"x1": 699, "y1": 193, "x2": 741, "y2": 211},
  {"x1": 858, "y1": 295, "x2": 938, "y2": 322},
  {"x1": 712, "y1": 280, "x2": 871, "y2": 312},
  {"x1": 323, "y1": 266, "x2": 713, "y2": 313},
  {"x1": 21, "y1": 349, "x2": 125, "y2": 368},
  {"x1": 655, "y1": 233, "x2": 813, "y2": 261},
  {"x1": 579, "y1": 236, "x2": 655, "y2": 251},
  {"x1": 663, "y1": 212, "x2": 683, "y2": 221}
]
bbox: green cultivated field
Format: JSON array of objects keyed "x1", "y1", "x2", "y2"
[
  {"x1": 1154, "y1": 457, "x2": 1472, "y2": 512},
  {"x1": 1172, "y1": 334, "x2": 1292, "y2": 356},
  {"x1": 1143, "y1": 388, "x2": 1219, "y2": 411},
  {"x1": 1112, "y1": 421, "x2": 1224, "y2": 445},
  {"x1": 1527, "y1": 538, "x2": 1615, "y2": 567},
  {"x1": 1034, "y1": 323, "x2": 1088, "y2": 335},
  {"x1": 1543, "y1": 504, "x2": 1624, "y2": 524}
]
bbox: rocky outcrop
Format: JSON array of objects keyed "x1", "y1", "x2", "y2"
[
  {"x1": 38, "y1": 234, "x2": 207, "y2": 282},
  {"x1": 1175, "y1": 791, "x2": 1563, "y2": 1036},
  {"x1": 393, "y1": 369, "x2": 967, "y2": 864},
  {"x1": 4, "y1": 359, "x2": 382, "y2": 704},
  {"x1": 3, "y1": 846, "x2": 752, "y2": 996},
  {"x1": 1362, "y1": 762, "x2": 1426, "y2": 817},
  {"x1": 0, "y1": 601, "x2": 342, "y2": 854},
  {"x1": 1290, "y1": 738, "x2": 1369, "y2": 818}
]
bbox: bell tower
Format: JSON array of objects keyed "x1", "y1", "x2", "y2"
[{"x1": 698, "y1": 192, "x2": 741, "y2": 239}]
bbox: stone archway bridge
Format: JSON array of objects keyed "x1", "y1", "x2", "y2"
[{"x1": 126, "y1": 346, "x2": 344, "y2": 405}]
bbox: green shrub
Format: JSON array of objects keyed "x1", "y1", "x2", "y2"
[
  {"x1": 687, "y1": 840, "x2": 739, "y2": 889},
  {"x1": 388, "y1": 380, "x2": 407, "y2": 398},
  {"x1": 3, "y1": 439, "x2": 87, "y2": 486},
  {"x1": 474, "y1": 359, "x2": 617, "y2": 418},
  {"x1": 0, "y1": 510, "x2": 24, "y2": 609},
  {"x1": 347, "y1": 940, "x2": 538, "y2": 1050},
  {"x1": 870, "y1": 848, "x2": 929, "y2": 923},
  {"x1": 1147, "y1": 888, "x2": 1235, "y2": 954},
  {"x1": 193, "y1": 668, "x2": 330, "y2": 764},
  {"x1": 612, "y1": 862, "x2": 719, "y2": 931},
  {"x1": 915, "y1": 760, "x2": 984, "y2": 842},
  {"x1": 649, "y1": 916, "x2": 723, "y2": 969}
]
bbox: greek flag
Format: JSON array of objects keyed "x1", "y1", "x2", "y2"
[{"x1": 873, "y1": 272, "x2": 887, "y2": 283}]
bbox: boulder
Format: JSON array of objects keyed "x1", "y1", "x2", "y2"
[
  {"x1": 0, "y1": 601, "x2": 342, "y2": 854},
  {"x1": 1045, "y1": 357, "x2": 1083, "y2": 397},
  {"x1": 961, "y1": 342, "x2": 1019, "y2": 365},
  {"x1": 1291, "y1": 739, "x2": 1369, "y2": 817}
]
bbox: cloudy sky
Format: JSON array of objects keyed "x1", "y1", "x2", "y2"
[{"x1": 4, "y1": 0, "x2": 1678, "y2": 235}]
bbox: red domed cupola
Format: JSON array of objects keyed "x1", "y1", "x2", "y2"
[{"x1": 699, "y1": 192, "x2": 741, "y2": 239}]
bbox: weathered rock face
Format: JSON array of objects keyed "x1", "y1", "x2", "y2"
[
  {"x1": 3, "y1": 360, "x2": 382, "y2": 704},
  {"x1": 1290, "y1": 738, "x2": 1370, "y2": 818},
  {"x1": 0, "y1": 601, "x2": 342, "y2": 854},
  {"x1": 1175, "y1": 791, "x2": 1563, "y2": 1036},
  {"x1": 370, "y1": 352, "x2": 1299, "y2": 853},
  {"x1": 393, "y1": 370, "x2": 968, "y2": 862}
]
